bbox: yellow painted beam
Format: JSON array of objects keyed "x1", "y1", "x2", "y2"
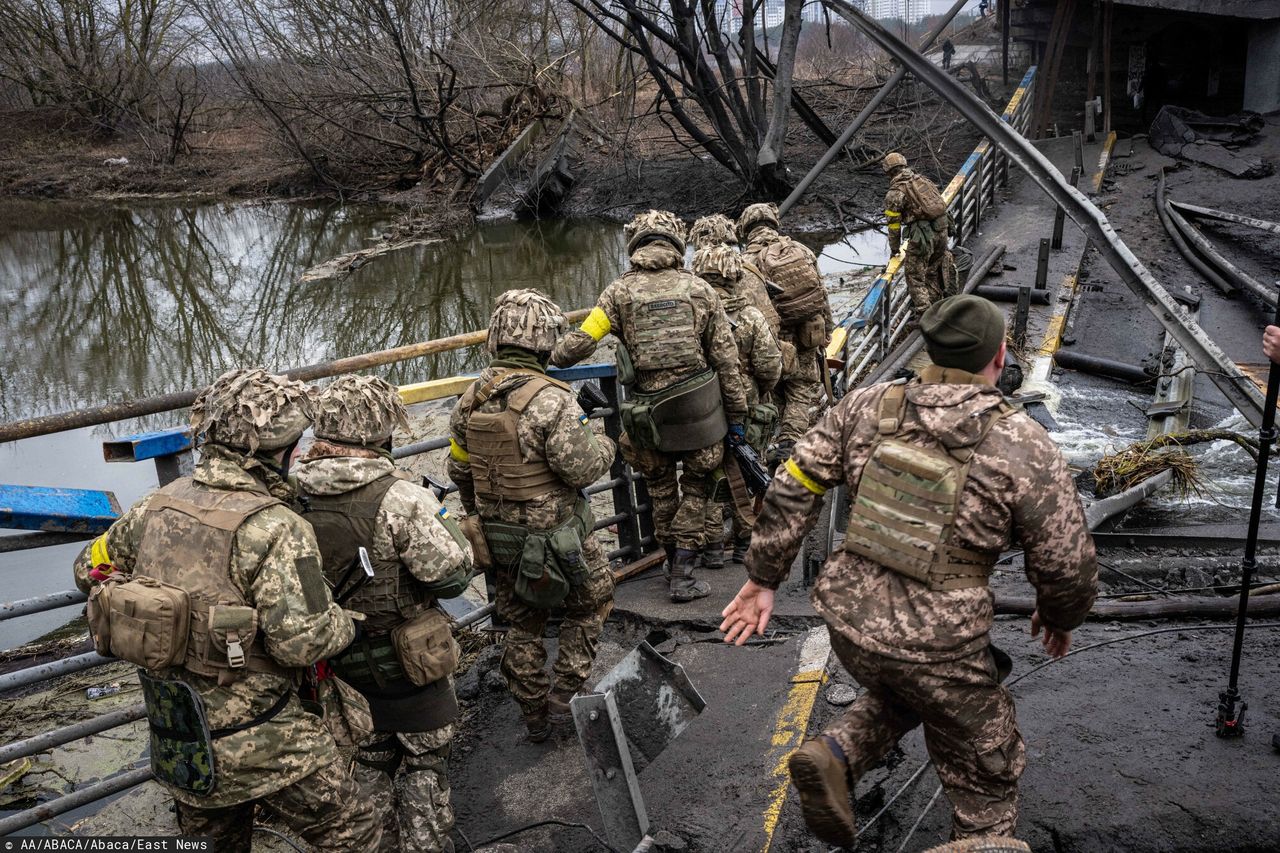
[{"x1": 398, "y1": 376, "x2": 476, "y2": 405}]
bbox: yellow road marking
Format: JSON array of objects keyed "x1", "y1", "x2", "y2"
[{"x1": 761, "y1": 627, "x2": 831, "y2": 851}]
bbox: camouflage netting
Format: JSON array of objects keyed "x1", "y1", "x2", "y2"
[
  {"x1": 692, "y1": 245, "x2": 743, "y2": 282},
  {"x1": 689, "y1": 213, "x2": 738, "y2": 249},
  {"x1": 623, "y1": 209, "x2": 687, "y2": 256},
  {"x1": 736, "y1": 202, "x2": 779, "y2": 242},
  {"x1": 313, "y1": 374, "x2": 410, "y2": 445},
  {"x1": 487, "y1": 288, "x2": 565, "y2": 354},
  {"x1": 191, "y1": 367, "x2": 313, "y2": 453}
]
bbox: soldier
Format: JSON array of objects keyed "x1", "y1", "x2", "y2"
[
  {"x1": 883, "y1": 151, "x2": 957, "y2": 319},
  {"x1": 294, "y1": 374, "x2": 473, "y2": 853},
  {"x1": 737, "y1": 203, "x2": 833, "y2": 462},
  {"x1": 74, "y1": 368, "x2": 380, "y2": 853},
  {"x1": 448, "y1": 289, "x2": 617, "y2": 742},
  {"x1": 721, "y1": 295, "x2": 1098, "y2": 845},
  {"x1": 689, "y1": 212, "x2": 782, "y2": 334},
  {"x1": 553, "y1": 210, "x2": 749, "y2": 602},
  {"x1": 692, "y1": 244, "x2": 783, "y2": 567}
]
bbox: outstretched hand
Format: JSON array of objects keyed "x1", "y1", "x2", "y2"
[
  {"x1": 720, "y1": 580, "x2": 775, "y2": 646},
  {"x1": 1030, "y1": 609, "x2": 1072, "y2": 659}
]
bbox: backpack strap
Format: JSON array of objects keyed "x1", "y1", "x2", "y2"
[{"x1": 877, "y1": 381, "x2": 909, "y2": 435}]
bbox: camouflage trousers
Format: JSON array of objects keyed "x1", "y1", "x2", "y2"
[
  {"x1": 776, "y1": 341, "x2": 822, "y2": 444},
  {"x1": 823, "y1": 630, "x2": 1026, "y2": 839},
  {"x1": 174, "y1": 757, "x2": 381, "y2": 853},
  {"x1": 354, "y1": 726, "x2": 455, "y2": 853},
  {"x1": 620, "y1": 433, "x2": 723, "y2": 550},
  {"x1": 903, "y1": 238, "x2": 956, "y2": 318},
  {"x1": 496, "y1": 537, "x2": 615, "y2": 721},
  {"x1": 703, "y1": 488, "x2": 753, "y2": 547}
]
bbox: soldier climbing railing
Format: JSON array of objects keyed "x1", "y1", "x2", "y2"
[{"x1": 826, "y1": 65, "x2": 1038, "y2": 394}]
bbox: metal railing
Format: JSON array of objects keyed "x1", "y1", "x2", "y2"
[{"x1": 826, "y1": 65, "x2": 1038, "y2": 392}]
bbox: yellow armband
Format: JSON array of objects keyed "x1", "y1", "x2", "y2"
[
  {"x1": 581, "y1": 307, "x2": 611, "y2": 342},
  {"x1": 885, "y1": 210, "x2": 901, "y2": 232},
  {"x1": 449, "y1": 438, "x2": 470, "y2": 463},
  {"x1": 784, "y1": 458, "x2": 827, "y2": 495}
]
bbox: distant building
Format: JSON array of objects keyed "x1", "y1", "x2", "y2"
[
  {"x1": 1012, "y1": 0, "x2": 1280, "y2": 125},
  {"x1": 870, "y1": 0, "x2": 931, "y2": 24}
]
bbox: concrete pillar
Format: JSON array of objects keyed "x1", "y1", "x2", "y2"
[{"x1": 1244, "y1": 20, "x2": 1280, "y2": 114}]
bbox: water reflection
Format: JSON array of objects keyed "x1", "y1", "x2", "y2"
[{"x1": 0, "y1": 203, "x2": 627, "y2": 422}]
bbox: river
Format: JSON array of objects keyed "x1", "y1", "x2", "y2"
[{"x1": 0, "y1": 199, "x2": 890, "y2": 648}]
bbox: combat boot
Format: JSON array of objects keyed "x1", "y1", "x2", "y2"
[
  {"x1": 669, "y1": 548, "x2": 710, "y2": 602},
  {"x1": 661, "y1": 542, "x2": 677, "y2": 581},
  {"x1": 787, "y1": 737, "x2": 856, "y2": 847},
  {"x1": 524, "y1": 706, "x2": 551, "y2": 743},
  {"x1": 547, "y1": 688, "x2": 576, "y2": 726},
  {"x1": 731, "y1": 535, "x2": 751, "y2": 565},
  {"x1": 700, "y1": 540, "x2": 726, "y2": 570}
]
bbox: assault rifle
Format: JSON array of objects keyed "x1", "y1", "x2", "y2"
[
  {"x1": 576, "y1": 382, "x2": 609, "y2": 416},
  {"x1": 727, "y1": 432, "x2": 771, "y2": 496}
]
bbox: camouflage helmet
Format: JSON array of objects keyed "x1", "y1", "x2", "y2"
[
  {"x1": 692, "y1": 245, "x2": 743, "y2": 283},
  {"x1": 736, "y1": 202, "x2": 780, "y2": 242},
  {"x1": 623, "y1": 209, "x2": 686, "y2": 256},
  {"x1": 688, "y1": 214, "x2": 738, "y2": 249},
  {"x1": 882, "y1": 151, "x2": 908, "y2": 173},
  {"x1": 313, "y1": 374, "x2": 409, "y2": 445},
  {"x1": 190, "y1": 367, "x2": 313, "y2": 453},
  {"x1": 487, "y1": 288, "x2": 566, "y2": 354}
]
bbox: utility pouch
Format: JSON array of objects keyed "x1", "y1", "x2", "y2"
[
  {"x1": 746, "y1": 402, "x2": 780, "y2": 451},
  {"x1": 515, "y1": 533, "x2": 570, "y2": 608},
  {"x1": 88, "y1": 575, "x2": 191, "y2": 671},
  {"x1": 390, "y1": 608, "x2": 460, "y2": 687},
  {"x1": 624, "y1": 370, "x2": 727, "y2": 453},
  {"x1": 138, "y1": 669, "x2": 216, "y2": 797},
  {"x1": 792, "y1": 313, "x2": 828, "y2": 350},
  {"x1": 207, "y1": 605, "x2": 258, "y2": 670},
  {"x1": 619, "y1": 400, "x2": 663, "y2": 451},
  {"x1": 460, "y1": 515, "x2": 493, "y2": 570},
  {"x1": 709, "y1": 467, "x2": 731, "y2": 504},
  {"x1": 547, "y1": 522, "x2": 588, "y2": 588},
  {"x1": 615, "y1": 343, "x2": 637, "y2": 386},
  {"x1": 316, "y1": 675, "x2": 376, "y2": 749},
  {"x1": 331, "y1": 635, "x2": 406, "y2": 692}
]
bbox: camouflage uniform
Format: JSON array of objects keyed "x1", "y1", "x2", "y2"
[
  {"x1": 554, "y1": 211, "x2": 748, "y2": 601},
  {"x1": 693, "y1": 246, "x2": 783, "y2": 564},
  {"x1": 747, "y1": 366, "x2": 1097, "y2": 839},
  {"x1": 884, "y1": 156, "x2": 957, "y2": 317},
  {"x1": 449, "y1": 290, "x2": 617, "y2": 738},
  {"x1": 295, "y1": 374, "x2": 473, "y2": 853},
  {"x1": 74, "y1": 368, "x2": 379, "y2": 853},
  {"x1": 690, "y1": 213, "x2": 781, "y2": 334},
  {"x1": 738, "y1": 204, "x2": 833, "y2": 449}
]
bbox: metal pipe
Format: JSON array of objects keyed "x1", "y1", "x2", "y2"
[
  {"x1": 1156, "y1": 169, "x2": 1235, "y2": 296},
  {"x1": 2, "y1": 589, "x2": 87, "y2": 621},
  {"x1": 1166, "y1": 201, "x2": 1275, "y2": 307},
  {"x1": 778, "y1": 0, "x2": 971, "y2": 216},
  {"x1": 392, "y1": 437, "x2": 450, "y2": 459},
  {"x1": 974, "y1": 285, "x2": 1051, "y2": 305},
  {"x1": 455, "y1": 602, "x2": 496, "y2": 628},
  {"x1": 995, "y1": 593, "x2": 1280, "y2": 621},
  {"x1": 821, "y1": 0, "x2": 1265, "y2": 428},
  {"x1": 0, "y1": 532, "x2": 95, "y2": 554},
  {"x1": 0, "y1": 767, "x2": 153, "y2": 836},
  {"x1": 1053, "y1": 350, "x2": 1154, "y2": 385},
  {"x1": 0, "y1": 704, "x2": 147, "y2": 765},
  {"x1": 1169, "y1": 200, "x2": 1280, "y2": 237},
  {"x1": 1083, "y1": 469, "x2": 1174, "y2": 530},
  {"x1": 0, "y1": 651, "x2": 116, "y2": 693},
  {"x1": 0, "y1": 310, "x2": 591, "y2": 445}
]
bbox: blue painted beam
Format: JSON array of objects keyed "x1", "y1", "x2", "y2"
[
  {"x1": 548, "y1": 363, "x2": 616, "y2": 381},
  {"x1": 103, "y1": 427, "x2": 192, "y2": 463},
  {"x1": 0, "y1": 485, "x2": 121, "y2": 534}
]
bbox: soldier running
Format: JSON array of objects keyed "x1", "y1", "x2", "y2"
[
  {"x1": 449, "y1": 290, "x2": 617, "y2": 743},
  {"x1": 74, "y1": 368, "x2": 380, "y2": 853},
  {"x1": 721, "y1": 296, "x2": 1098, "y2": 845},
  {"x1": 737, "y1": 202, "x2": 833, "y2": 464},
  {"x1": 295, "y1": 374, "x2": 473, "y2": 853},
  {"x1": 883, "y1": 151, "x2": 957, "y2": 319},
  {"x1": 692, "y1": 244, "x2": 783, "y2": 567},
  {"x1": 554, "y1": 210, "x2": 749, "y2": 602}
]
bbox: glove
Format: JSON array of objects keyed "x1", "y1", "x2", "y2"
[{"x1": 728, "y1": 423, "x2": 746, "y2": 444}]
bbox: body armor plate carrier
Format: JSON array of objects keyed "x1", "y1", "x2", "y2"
[
  {"x1": 844, "y1": 382, "x2": 1012, "y2": 591},
  {"x1": 467, "y1": 370, "x2": 569, "y2": 503}
]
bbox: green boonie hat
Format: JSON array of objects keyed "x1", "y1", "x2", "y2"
[
  {"x1": 920, "y1": 295, "x2": 1006, "y2": 374},
  {"x1": 191, "y1": 367, "x2": 314, "y2": 453},
  {"x1": 314, "y1": 374, "x2": 409, "y2": 445}
]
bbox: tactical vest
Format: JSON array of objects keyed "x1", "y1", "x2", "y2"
[
  {"x1": 623, "y1": 270, "x2": 707, "y2": 373},
  {"x1": 467, "y1": 370, "x2": 568, "y2": 502},
  {"x1": 135, "y1": 478, "x2": 293, "y2": 683},
  {"x1": 302, "y1": 473, "x2": 428, "y2": 634},
  {"x1": 844, "y1": 377, "x2": 1013, "y2": 591}
]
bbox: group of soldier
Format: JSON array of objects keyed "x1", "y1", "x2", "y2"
[{"x1": 72, "y1": 151, "x2": 1097, "y2": 852}]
